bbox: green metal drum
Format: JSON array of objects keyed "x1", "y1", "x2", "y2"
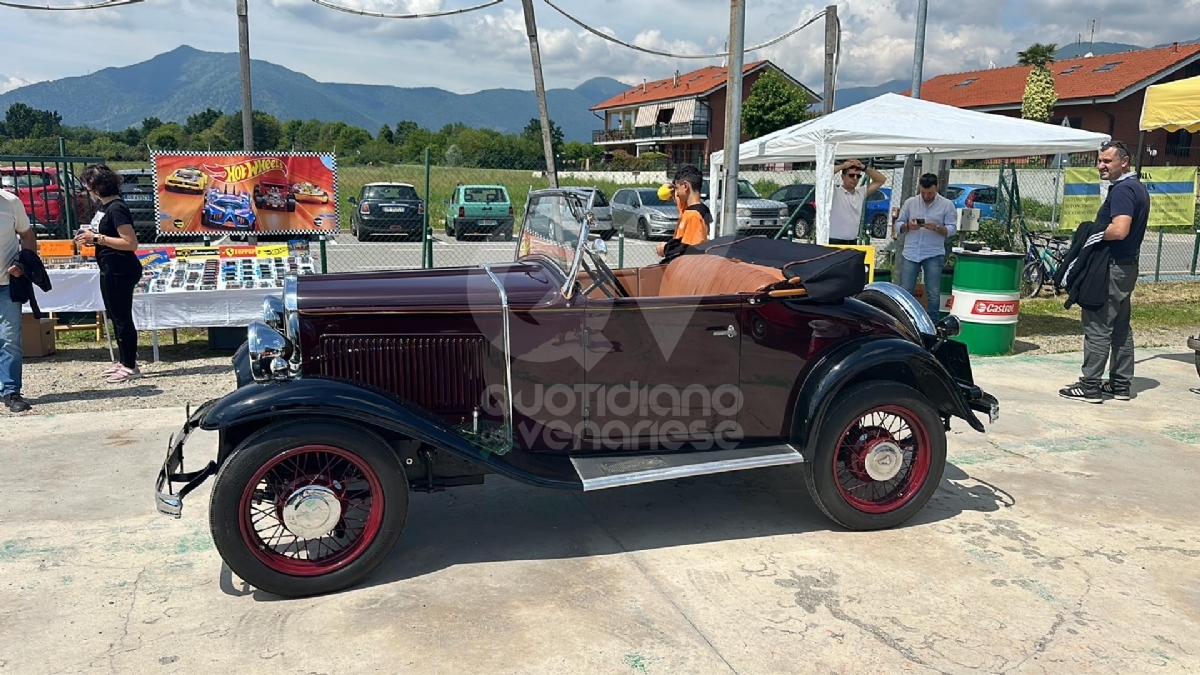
[{"x1": 949, "y1": 251, "x2": 1024, "y2": 356}]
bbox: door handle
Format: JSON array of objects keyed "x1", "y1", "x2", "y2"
[{"x1": 711, "y1": 325, "x2": 737, "y2": 338}]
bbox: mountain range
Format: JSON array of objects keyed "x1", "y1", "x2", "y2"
[{"x1": 0, "y1": 46, "x2": 630, "y2": 143}]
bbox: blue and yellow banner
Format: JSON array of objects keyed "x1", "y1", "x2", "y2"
[
  {"x1": 1060, "y1": 168, "x2": 1102, "y2": 230},
  {"x1": 1141, "y1": 166, "x2": 1198, "y2": 227},
  {"x1": 1058, "y1": 166, "x2": 1197, "y2": 229}
]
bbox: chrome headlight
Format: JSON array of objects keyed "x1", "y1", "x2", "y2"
[
  {"x1": 736, "y1": 207, "x2": 750, "y2": 218},
  {"x1": 778, "y1": 207, "x2": 790, "y2": 218},
  {"x1": 262, "y1": 295, "x2": 284, "y2": 329},
  {"x1": 248, "y1": 321, "x2": 292, "y2": 382}
]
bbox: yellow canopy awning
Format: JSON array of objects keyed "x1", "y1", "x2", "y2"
[{"x1": 1140, "y1": 75, "x2": 1200, "y2": 132}]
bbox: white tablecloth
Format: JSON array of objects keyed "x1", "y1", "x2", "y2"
[{"x1": 23, "y1": 268, "x2": 274, "y2": 331}]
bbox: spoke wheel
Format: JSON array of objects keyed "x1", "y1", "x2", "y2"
[
  {"x1": 832, "y1": 406, "x2": 931, "y2": 514},
  {"x1": 239, "y1": 445, "x2": 384, "y2": 577},
  {"x1": 1020, "y1": 261, "x2": 1045, "y2": 298},
  {"x1": 803, "y1": 381, "x2": 946, "y2": 530},
  {"x1": 210, "y1": 421, "x2": 408, "y2": 597}
]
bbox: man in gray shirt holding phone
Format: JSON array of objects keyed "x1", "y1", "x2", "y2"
[{"x1": 895, "y1": 173, "x2": 958, "y2": 319}]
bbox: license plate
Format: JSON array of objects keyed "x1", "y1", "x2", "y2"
[
  {"x1": 390, "y1": 224, "x2": 403, "y2": 230},
  {"x1": 479, "y1": 220, "x2": 496, "y2": 227},
  {"x1": 125, "y1": 194, "x2": 151, "y2": 201},
  {"x1": 383, "y1": 206, "x2": 404, "y2": 213},
  {"x1": 759, "y1": 219, "x2": 776, "y2": 226}
]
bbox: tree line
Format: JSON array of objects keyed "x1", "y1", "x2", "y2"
[{"x1": 0, "y1": 103, "x2": 608, "y2": 169}]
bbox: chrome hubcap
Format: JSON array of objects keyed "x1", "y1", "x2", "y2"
[
  {"x1": 282, "y1": 485, "x2": 342, "y2": 539},
  {"x1": 863, "y1": 441, "x2": 904, "y2": 481}
]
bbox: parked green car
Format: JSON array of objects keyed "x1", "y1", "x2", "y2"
[{"x1": 444, "y1": 184, "x2": 515, "y2": 240}]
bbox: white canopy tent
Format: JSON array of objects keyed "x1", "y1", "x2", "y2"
[{"x1": 708, "y1": 93, "x2": 1112, "y2": 244}]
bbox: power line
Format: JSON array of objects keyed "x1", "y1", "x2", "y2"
[
  {"x1": 0, "y1": 0, "x2": 142, "y2": 9},
  {"x1": 309, "y1": 0, "x2": 503, "y2": 19},
  {"x1": 541, "y1": 0, "x2": 826, "y2": 59}
]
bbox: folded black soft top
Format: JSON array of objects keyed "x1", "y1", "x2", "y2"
[{"x1": 688, "y1": 235, "x2": 867, "y2": 302}]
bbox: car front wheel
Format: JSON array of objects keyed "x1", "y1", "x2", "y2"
[
  {"x1": 208, "y1": 420, "x2": 410, "y2": 597},
  {"x1": 792, "y1": 217, "x2": 810, "y2": 240},
  {"x1": 803, "y1": 381, "x2": 946, "y2": 530},
  {"x1": 871, "y1": 214, "x2": 889, "y2": 239}
]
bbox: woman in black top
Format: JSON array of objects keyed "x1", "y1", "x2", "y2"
[{"x1": 76, "y1": 164, "x2": 143, "y2": 383}]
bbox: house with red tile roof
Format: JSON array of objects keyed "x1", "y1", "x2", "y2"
[
  {"x1": 914, "y1": 42, "x2": 1200, "y2": 165},
  {"x1": 590, "y1": 60, "x2": 818, "y2": 167}
]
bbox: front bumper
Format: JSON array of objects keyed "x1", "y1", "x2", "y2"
[
  {"x1": 154, "y1": 400, "x2": 218, "y2": 518},
  {"x1": 959, "y1": 382, "x2": 1000, "y2": 424}
]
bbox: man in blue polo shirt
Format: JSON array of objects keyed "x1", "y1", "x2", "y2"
[
  {"x1": 896, "y1": 173, "x2": 958, "y2": 319},
  {"x1": 1060, "y1": 140, "x2": 1150, "y2": 403}
]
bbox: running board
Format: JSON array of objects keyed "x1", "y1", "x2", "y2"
[{"x1": 570, "y1": 444, "x2": 803, "y2": 491}]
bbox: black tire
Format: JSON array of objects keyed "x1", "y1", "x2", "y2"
[
  {"x1": 599, "y1": 229, "x2": 616, "y2": 241},
  {"x1": 871, "y1": 215, "x2": 889, "y2": 239},
  {"x1": 208, "y1": 420, "x2": 409, "y2": 598},
  {"x1": 854, "y1": 287, "x2": 928, "y2": 342},
  {"x1": 792, "y1": 217, "x2": 810, "y2": 240},
  {"x1": 286, "y1": 198, "x2": 296, "y2": 213},
  {"x1": 445, "y1": 221, "x2": 455, "y2": 237},
  {"x1": 454, "y1": 226, "x2": 464, "y2": 241},
  {"x1": 638, "y1": 218, "x2": 650, "y2": 240},
  {"x1": 356, "y1": 226, "x2": 370, "y2": 243},
  {"x1": 1020, "y1": 261, "x2": 1045, "y2": 299},
  {"x1": 802, "y1": 381, "x2": 946, "y2": 531}
]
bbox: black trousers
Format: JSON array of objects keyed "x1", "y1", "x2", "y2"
[{"x1": 100, "y1": 273, "x2": 139, "y2": 369}]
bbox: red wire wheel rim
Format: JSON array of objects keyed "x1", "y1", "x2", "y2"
[
  {"x1": 831, "y1": 405, "x2": 932, "y2": 514},
  {"x1": 238, "y1": 444, "x2": 385, "y2": 576}
]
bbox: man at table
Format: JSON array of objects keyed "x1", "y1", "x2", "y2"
[
  {"x1": 1, "y1": 188, "x2": 36, "y2": 413},
  {"x1": 895, "y1": 173, "x2": 957, "y2": 319}
]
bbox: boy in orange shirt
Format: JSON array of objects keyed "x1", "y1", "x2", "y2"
[{"x1": 656, "y1": 165, "x2": 711, "y2": 258}]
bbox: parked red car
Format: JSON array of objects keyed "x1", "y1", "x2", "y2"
[{"x1": 0, "y1": 166, "x2": 96, "y2": 238}]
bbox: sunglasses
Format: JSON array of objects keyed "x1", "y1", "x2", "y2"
[{"x1": 845, "y1": 173, "x2": 862, "y2": 179}]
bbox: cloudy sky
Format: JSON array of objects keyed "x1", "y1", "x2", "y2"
[{"x1": 4, "y1": 0, "x2": 1199, "y2": 96}]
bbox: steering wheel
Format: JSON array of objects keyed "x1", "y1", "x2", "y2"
[{"x1": 579, "y1": 245, "x2": 629, "y2": 299}]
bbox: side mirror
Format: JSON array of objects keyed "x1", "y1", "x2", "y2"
[
  {"x1": 348, "y1": 196, "x2": 358, "y2": 205},
  {"x1": 443, "y1": 199, "x2": 450, "y2": 206}
]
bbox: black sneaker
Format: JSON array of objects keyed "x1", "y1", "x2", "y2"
[
  {"x1": 1059, "y1": 382, "x2": 1102, "y2": 403},
  {"x1": 2, "y1": 393, "x2": 31, "y2": 413},
  {"x1": 1100, "y1": 382, "x2": 1131, "y2": 400}
]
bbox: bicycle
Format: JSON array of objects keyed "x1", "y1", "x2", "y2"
[{"x1": 1019, "y1": 229, "x2": 1070, "y2": 298}]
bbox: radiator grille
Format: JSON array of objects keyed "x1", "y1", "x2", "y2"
[
  {"x1": 318, "y1": 335, "x2": 498, "y2": 414},
  {"x1": 749, "y1": 207, "x2": 782, "y2": 219}
]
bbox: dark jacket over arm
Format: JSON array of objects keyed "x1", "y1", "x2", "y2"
[
  {"x1": 1052, "y1": 220, "x2": 1110, "y2": 311},
  {"x1": 8, "y1": 248, "x2": 52, "y2": 319}
]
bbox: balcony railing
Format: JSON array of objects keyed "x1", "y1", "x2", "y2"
[
  {"x1": 592, "y1": 121, "x2": 708, "y2": 144},
  {"x1": 593, "y1": 128, "x2": 637, "y2": 143},
  {"x1": 635, "y1": 121, "x2": 709, "y2": 139}
]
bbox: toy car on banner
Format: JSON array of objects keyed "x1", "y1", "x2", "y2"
[
  {"x1": 153, "y1": 187, "x2": 999, "y2": 598},
  {"x1": 164, "y1": 166, "x2": 209, "y2": 194},
  {"x1": 202, "y1": 187, "x2": 256, "y2": 231},
  {"x1": 292, "y1": 182, "x2": 329, "y2": 204},
  {"x1": 254, "y1": 180, "x2": 297, "y2": 212}
]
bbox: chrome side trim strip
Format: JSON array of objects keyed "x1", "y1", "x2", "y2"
[
  {"x1": 571, "y1": 444, "x2": 804, "y2": 491},
  {"x1": 480, "y1": 264, "x2": 514, "y2": 446}
]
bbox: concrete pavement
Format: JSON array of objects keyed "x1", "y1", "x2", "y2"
[{"x1": 2, "y1": 348, "x2": 1199, "y2": 674}]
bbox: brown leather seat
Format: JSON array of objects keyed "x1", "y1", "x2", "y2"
[{"x1": 658, "y1": 254, "x2": 785, "y2": 296}]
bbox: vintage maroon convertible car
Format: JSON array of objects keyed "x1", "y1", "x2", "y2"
[{"x1": 155, "y1": 187, "x2": 999, "y2": 597}]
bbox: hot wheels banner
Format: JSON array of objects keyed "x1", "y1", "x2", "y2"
[{"x1": 151, "y1": 151, "x2": 339, "y2": 238}]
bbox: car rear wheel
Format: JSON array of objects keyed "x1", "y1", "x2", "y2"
[
  {"x1": 871, "y1": 214, "x2": 889, "y2": 239},
  {"x1": 792, "y1": 217, "x2": 810, "y2": 240},
  {"x1": 356, "y1": 227, "x2": 371, "y2": 243},
  {"x1": 803, "y1": 381, "x2": 945, "y2": 531},
  {"x1": 638, "y1": 218, "x2": 650, "y2": 240},
  {"x1": 209, "y1": 420, "x2": 409, "y2": 598}
]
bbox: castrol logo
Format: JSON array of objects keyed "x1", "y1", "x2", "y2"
[{"x1": 972, "y1": 300, "x2": 1018, "y2": 316}]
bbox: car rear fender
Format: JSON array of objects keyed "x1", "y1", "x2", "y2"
[
  {"x1": 198, "y1": 377, "x2": 578, "y2": 489},
  {"x1": 789, "y1": 336, "x2": 984, "y2": 460}
]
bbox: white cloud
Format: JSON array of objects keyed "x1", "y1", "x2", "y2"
[
  {"x1": 0, "y1": 75, "x2": 36, "y2": 95},
  {"x1": 4, "y1": 0, "x2": 1196, "y2": 95}
]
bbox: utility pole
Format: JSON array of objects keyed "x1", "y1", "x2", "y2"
[
  {"x1": 237, "y1": 0, "x2": 254, "y2": 151},
  {"x1": 823, "y1": 5, "x2": 838, "y2": 115},
  {"x1": 896, "y1": 0, "x2": 928, "y2": 288},
  {"x1": 520, "y1": 0, "x2": 558, "y2": 188},
  {"x1": 719, "y1": 0, "x2": 747, "y2": 237}
]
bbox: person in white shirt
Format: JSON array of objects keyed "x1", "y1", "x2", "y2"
[
  {"x1": 895, "y1": 173, "x2": 958, "y2": 319},
  {"x1": 1, "y1": 188, "x2": 36, "y2": 413},
  {"x1": 829, "y1": 159, "x2": 886, "y2": 245}
]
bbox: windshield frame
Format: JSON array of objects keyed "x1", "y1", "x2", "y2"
[{"x1": 514, "y1": 188, "x2": 595, "y2": 299}]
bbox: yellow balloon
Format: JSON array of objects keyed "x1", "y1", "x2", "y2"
[{"x1": 657, "y1": 184, "x2": 673, "y2": 201}]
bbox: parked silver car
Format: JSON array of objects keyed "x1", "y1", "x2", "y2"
[
  {"x1": 702, "y1": 178, "x2": 790, "y2": 235},
  {"x1": 611, "y1": 186, "x2": 680, "y2": 240},
  {"x1": 561, "y1": 186, "x2": 615, "y2": 239}
]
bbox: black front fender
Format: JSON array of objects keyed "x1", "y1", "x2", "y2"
[
  {"x1": 199, "y1": 377, "x2": 580, "y2": 489},
  {"x1": 790, "y1": 336, "x2": 986, "y2": 460}
]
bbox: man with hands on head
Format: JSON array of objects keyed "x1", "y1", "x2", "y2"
[
  {"x1": 829, "y1": 158, "x2": 886, "y2": 245},
  {"x1": 895, "y1": 173, "x2": 957, "y2": 319}
]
